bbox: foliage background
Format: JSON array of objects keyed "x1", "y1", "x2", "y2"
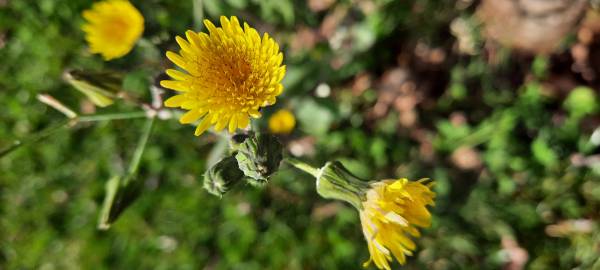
[{"x1": 1, "y1": 0, "x2": 600, "y2": 269}]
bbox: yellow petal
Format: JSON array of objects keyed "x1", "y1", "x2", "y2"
[
  {"x1": 164, "y1": 94, "x2": 187, "y2": 107},
  {"x1": 248, "y1": 109, "x2": 262, "y2": 118},
  {"x1": 214, "y1": 116, "x2": 229, "y2": 131},
  {"x1": 160, "y1": 80, "x2": 188, "y2": 92},
  {"x1": 220, "y1": 16, "x2": 231, "y2": 34},
  {"x1": 179, "y1": 109, "x2": 205, "y2": 124},
  {"x1": 204, "y1": 19, "x2": 217, "y2": 35},
  {"x1": 237, "y1": 114, "x2": 249, "y2": 129},
  {"x1": 166, "y1": 51, "x2": 187, "y2": 69},
  {"x1": 175, "y1": 36, "x2": 193, "y2": 53},
  {"x1": 166, "y1": 69, "x2": 190, "y2": 81},
  {"x1": 228, "y1": 114, "x2": 238, "y2": 133},
  {"x1": 185, "y1": 30, "x2": 203, "y2": 49},
  {"x1": 194, "y1": 116, "x2": 212, "y2": 136}
]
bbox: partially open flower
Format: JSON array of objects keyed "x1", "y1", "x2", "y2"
[
  {"x1": 82, "y1": 0, "x2": 144, "y2": 60},
  {"x1": 313, "y1": 161, "x2": 435, "y2": 269},
  {"x1": 359, "y1": 178, "x2": 435, "y2": 269},
  {"x1": 161, "y1": 16, "x2": 286, "y2": 136}
]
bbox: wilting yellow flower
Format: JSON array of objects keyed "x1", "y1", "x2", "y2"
[
  {"x1": 161, "y1": 16, "x2": 286, "y2": 136},
  {"x1": 360, "y1": 178, "x2": 435, "y2": 269},
  {"x1": 268, "y1": 109, "x2": 296, "y2": 134},
  {"x1": 82, "y1": 0, "x2": 144, "y2": 60}
]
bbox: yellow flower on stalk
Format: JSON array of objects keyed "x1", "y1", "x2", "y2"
[
  {"x1": 161, "y1": 16, "x2": 286, "y2": 136},
  {"x1": 360, "y1": 179, "x2": 435, "y2": 270},
  {"x1": 268, "y1": 109, "x2": 296, "y2": 134},
  {"x1": 82, "y1": 0, "x2": 144, "y2": 60},
  {"x1": 299, "y1": 161, "x2": 435, "y2": 270}
]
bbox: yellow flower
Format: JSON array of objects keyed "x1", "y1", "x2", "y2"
[
  {"x1": 161, "y1": 16, "x2": 286, "y2": 136},
  {"x1": 360, "y1": 179, "x2": 435, "y2": 270},
  {"x1": 82, "y1": 0, "x2": 144, "y2": 60},
  {"x1": 286, "y1": 160, "x2": 437, "y2": 269},
  {"x1": 268, "y1": 109, "x2": 296, "y2": 134}
]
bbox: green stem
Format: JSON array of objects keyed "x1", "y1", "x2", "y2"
[
  {"x1": 77, "y1": 111, "x2": 147, "y2": 122},
  {"x1": 284, "y1": 157, "x2": 320, "y2": 177},
  {"x1": 192, "y1": 0, "x2": 204, "y2": 31},
  {"x1": 125, "y1": 116, "x2": 155, "y2": 180},
  {"x1": 0, "y1": 118, "x2": 71, "y2": 158},
  {"x1": 97, "y1": 116, "x2": 156, "y2": 230},
  {"x1": 0, "y1": 111, "x2": 149, "y2": 159}
]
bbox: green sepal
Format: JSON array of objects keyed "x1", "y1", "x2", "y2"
[{"x1": 316, "y1": 161, "x2": 371, "y2": 209}]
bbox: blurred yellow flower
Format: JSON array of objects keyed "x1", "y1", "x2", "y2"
[
  {"x1": 161, "y1": 16, "x2": 286, "y2": 136},
  {"x1": 360, "y1": 178, "x2": 435, "y2": 270},
  {"x1": 82, "y1": 0, "x2": 144, "y2": 60},
  {"x1": 268, "y1": 109, "x2": 296, "y2": 134}
]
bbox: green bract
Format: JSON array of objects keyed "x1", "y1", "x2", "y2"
[
  {"x1": 203, "y1": 156, "x2": 246, "y2": 197},
  {"x1": 234, "y1": 133, "x2": 283, "y2": 185}
]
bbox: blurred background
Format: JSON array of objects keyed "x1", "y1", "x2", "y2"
[{"x1": 1, "y1": 0, "x2": 600, "y2": 269}]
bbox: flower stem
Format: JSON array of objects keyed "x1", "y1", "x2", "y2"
[
  {"x1": 192, "y1": 0, "x2": 204, "y2": 31},
  {"x1": 77, "y1": 111, "x2": 147, "y2": 122},
  {"x1": 284, "y1": 157, "x2": 320, "y2": 177},
  {"x1": 0, "y1": 118, "x2": 71, "y2": 158},
  {"x1": 0, "y1": 111, "x2": 149, "y2": 159},
  {"x1": 125, "y1": 116, "x2": 155, "y2": 180}
]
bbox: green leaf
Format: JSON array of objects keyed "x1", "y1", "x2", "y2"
[
  {"x1": 564, "y1": 86, "x2": 598, "y2": 118},
  {"x1": 296, "y1": 99, "x2": 335, "y2": 136},
  {"x1": 532, "y1": 55, "x2": 549, "y2": 78},
  {"x1": 97, "y1": 176, "x2": 121, "y2": 230},
  {"x1": 97, "y1": 174, "x2": 144, "y2": 230},
  {"x1": 532, "y1": 135, "x2": 558, "y2": 168},
  {"x1": 97, "y1": 117, "x2": 155, "y2": 229}
]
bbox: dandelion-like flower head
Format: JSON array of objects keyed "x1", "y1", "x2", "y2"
[
  {"x1": 82, "y1": 0, "x2": 144, "y2": 60},
  {"x1": 161, "y1": 16, "x2": 286, "y2": 135},
  {"x1": 360, "y1": 178, "x2": 435, "y2": 269}
]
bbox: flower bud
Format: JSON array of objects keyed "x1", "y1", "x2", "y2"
[
  {"x1": 203, "y1": 156, "x2": 245, "y2": 197},
  {"x1": 234, "y1": 133, "x2": 283, "y2": 185},
  {"x1": 63, "y1": 69, "x2": 122, "y2": 107}
]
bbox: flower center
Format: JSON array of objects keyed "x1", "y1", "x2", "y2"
[
  {"x1": 104, "y1": 17, "x2": 129, "y2": 42},
  {"x1": 197, "y1": 48, "x2": 260, "y2": 111}
]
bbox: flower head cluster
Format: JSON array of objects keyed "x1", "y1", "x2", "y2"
[
  {"x1": 161, "y1": 16, "x2": 286, "y2": 136},
  {"x1": 360, "y1": 178, "x2": 435, "y2": 269},
  {"x1": 82, "y1": 0, "x2": 144, "y2": 60}
]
